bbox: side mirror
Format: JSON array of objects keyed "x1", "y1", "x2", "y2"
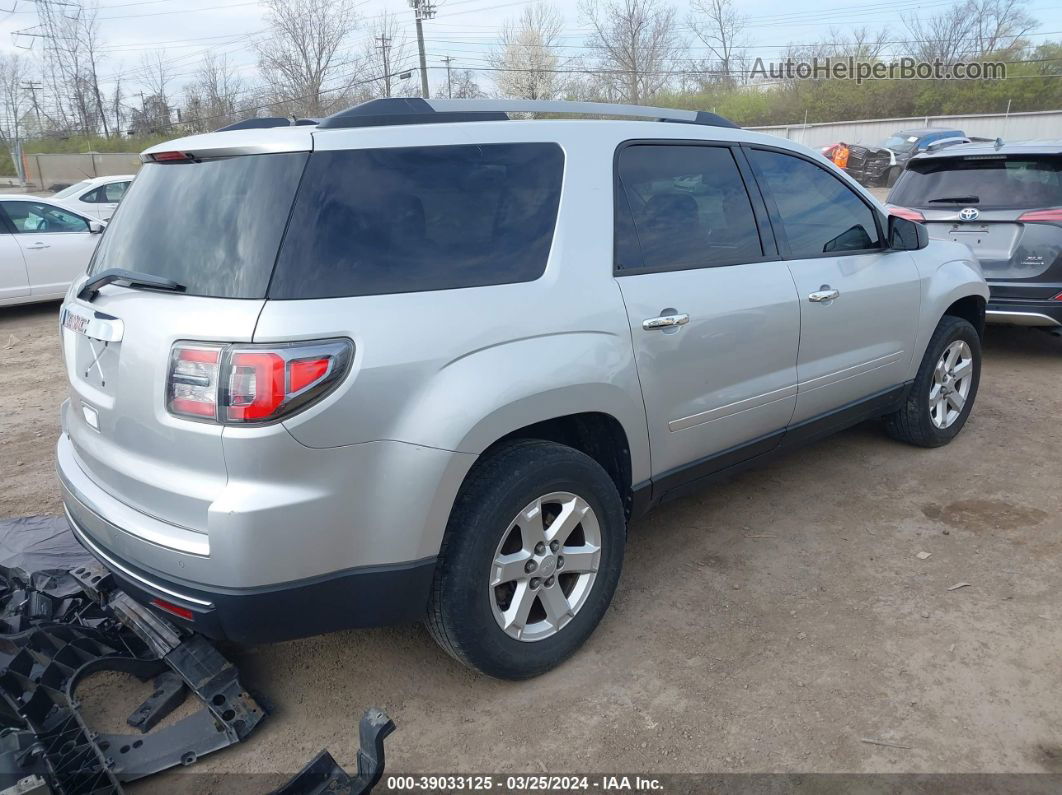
[
  {"x1": 888, "y1": 215, "x2": 929, "y2": 251},
  {"x1": 88, "y1": 221, "x2": 104, "y2": 234}
]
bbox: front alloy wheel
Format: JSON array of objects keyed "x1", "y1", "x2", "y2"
[
  {"x1": 490, "y1": 492, "x2": 602, "y2": 642},
  {"x1": 929, "y1": 340, "x2": 974, "y2": 429}
]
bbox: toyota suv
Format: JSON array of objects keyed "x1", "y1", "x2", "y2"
[
  {"x1": 887, "y1": 139, "x2": 1062, "y2": 331},
  {"x1": 57, "y1": 98, "x2": 988, "y2": 680}
]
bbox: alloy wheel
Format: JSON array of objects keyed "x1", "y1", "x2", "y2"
[
  {"x1": 929, "y1": 340, "x2": 974, "y2": 429},
  {"x1": 489, "y1": 492, "x2": 602, "y2": 642}
]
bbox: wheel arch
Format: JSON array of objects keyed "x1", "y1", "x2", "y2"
[
  {"x1": 944, "y1": 293, "x2": 986, "y2": 339},
  {"x1": 485, "y1": 412, "x2": 636, "y2": 520}
]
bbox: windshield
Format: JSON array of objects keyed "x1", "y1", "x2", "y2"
[
  {"x1": 89, "y1": 153, "x2": 308, "y2": 299},
  {"x1": 53, "y1": 180, "x2": 94, "y2": 200},
  {"x1": 890, "y1": 155, "x2": 1062, "y2": 210},
  {"x1": 881, "y1": 135, "x2": 918, "y2": 154}
]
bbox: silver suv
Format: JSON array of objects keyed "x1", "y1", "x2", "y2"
[{"x1": 57, "y1": 99, "x2": 989, "y2": 679}]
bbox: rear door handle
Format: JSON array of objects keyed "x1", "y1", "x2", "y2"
[
  {"x1": 808, "y1": 287, "x2": 840, "y2": 303},
  {"x1": 26, "y1": 243, "x2": 50, "y2": 250},
  {"x1": 642, "y1": 313, "x2": 689, "y2": 330}
]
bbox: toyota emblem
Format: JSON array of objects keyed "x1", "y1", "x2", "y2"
[{"x1": 958, "y1": 207, "x2": 980, "y2": 221}]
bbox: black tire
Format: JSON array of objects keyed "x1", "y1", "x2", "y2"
[
  {"x1": 426, "y1": 439, "x2": 625, "y2": 679},
  {"x1": 885, "y1": 315, "x2": 981, "y2": 447}
]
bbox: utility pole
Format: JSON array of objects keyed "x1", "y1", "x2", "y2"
[
  {"x1": 20, "y1": 82, "x2": 43, "y2": 128},
  {"x1": 375, "y1": 35, "x2": 393, "y2": 97},
  {"x1": 409, "y1": 0, "x2": 436, "y2": 99},
  {"x1": 441, "y1": 56, "x2": 454, "y2": 98}
]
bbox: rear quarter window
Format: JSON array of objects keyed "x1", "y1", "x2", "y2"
[{"x1": 268, "y1": 143, "x2": 564, "y2": 299}]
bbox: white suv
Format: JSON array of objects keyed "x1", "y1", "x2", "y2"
[{"x1": 57, "y1": 99, "x2": 988, "y2": 679}]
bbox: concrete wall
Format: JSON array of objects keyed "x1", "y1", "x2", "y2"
[
  {"x1": 748, "y1": 109, "x2": 1062, "y2": 149},
  {"x1": 22, "y1": 152, "x2": 141, "y2": 191}
]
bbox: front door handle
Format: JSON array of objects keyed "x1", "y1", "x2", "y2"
[
  {"x1": 26, "y1": 243, "x2": 51, "y2": 250},
  {"x1": 642, "y1": 313, "x2": 689, "y2": 330},
  {"x1": 808, "y1": 286, "x2": 840, "y2": 303}
]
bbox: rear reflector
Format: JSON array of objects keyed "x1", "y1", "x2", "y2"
[
  {"x1": 886, "y1": 204, "x2": 925, "y2": 222},
  {"x1": 150, "y1": 598, "x2": 194, "y2": 621},
  {"x1": 1018, "y1": 208, "x2": 1062, "y2": 222},
  {"x1": 167, "y1": 339, "x2": 353, "y2": 424}
]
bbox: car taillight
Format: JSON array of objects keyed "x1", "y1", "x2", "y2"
[
  {"x1": 1053, "y1": 292, "x2": 1062, "y2": 302},
  {"x1": 1018, "y1": 208, "x2": 1062, "y2": 222},
  {"x1": 168, "y1": 345, "x2": 223, "y2": 419},
  {"x1": 886, "y1": 204, "x2": 925, "y2": 222},
  {"x1": 167, "y1": 339, "x2": 352, "y2": 424}
]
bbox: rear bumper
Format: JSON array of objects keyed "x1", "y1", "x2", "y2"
[
  {"x1": 55, "y1": 428, "x2": 467, "y2": 643},
  {"x1": 61, "y1": 476, "x2": 437, "y2": 643},
  {"x1": 985, "y1": 301, "x2": 1062, "y2": 327}
]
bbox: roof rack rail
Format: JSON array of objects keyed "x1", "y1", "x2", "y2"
[
  {"x1": 317, "y1": 98, "x2": 738, "y2": 130},
  {"x1": 215, "y1": 116, "x2": 319, "y2": 132}
]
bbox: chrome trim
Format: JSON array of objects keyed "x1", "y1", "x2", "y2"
[
  {"x1": 985, "y1": 310, "x2": 1061, "y2": 327},
  {"x1": 669, "y1": 384, "x2": 798, "y2": 431},
  {"x1": 642, "y1": 313, "x2": 690, "y2": 330},
  {"x1": 65, "y1": 507, "x2": 214, "y2": 608},
  {"x1": 798, "y1": 351, "x2": 905, "y2": 394}
]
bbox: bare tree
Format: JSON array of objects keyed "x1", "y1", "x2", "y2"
[
  {"x1": 33, "y1": 0, "x2": 110, "y2": 135},
  {"x1": 451, "y1": 69, "x2": 485, "y2": 99},
  {"x1": 905, "y1": 0, "x2": 1035, "y2": 63},
  {"x1": 581, "y1": 0, "x2": 685, "y2": 103},
  {"x1": 139, "y1": 50, "x2": 172, "y2": 110},
  {"x1": 688, "y1": 0, "x2": 747, "y2": 87},
  {"x1": 488, "y1": 4, "x2": 567, "y2": 100},
  {"x1": 256, "y1": 0, "x2": 363, "y2": 117},
  {"x1": 0, "y1": 53, "x2": 28, "y2": 171},
  {"x1": 969, "y1": 0, "x2": 1036, "y2": 54},
  {"x1": 183, "y1": 53, "x2": 245, "y2": 132},
  {"x1": 363, "y1": 10, "x2": 416, "y2": 99}
]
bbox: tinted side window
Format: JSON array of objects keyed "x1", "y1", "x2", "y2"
[
  {"x1": 270, "y1": 143, "x2": 564, "y2": 299},
  {"x1": 749, "y1": 149, "x2": 881, "y2": 257},
  {"x1": 615, "y1": 144, "x2": 762, "y2": 273},
  {"x1": 1, "y1": 201, "x2": 88, "y2": 233}
]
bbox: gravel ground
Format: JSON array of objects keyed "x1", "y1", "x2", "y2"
[{"x1": 1, "y1": 299, "x2": 1061, "y2": 790}]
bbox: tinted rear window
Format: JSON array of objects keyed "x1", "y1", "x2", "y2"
[
  {"x1": 891, "y1": 155, "x2": 1062, "y2": 210},
  {"x1": 88, "y1": 153, "x2": 308, "y2": 298},
  {"x1": 268, "y1": 143, "x2": 564, "y2": 299}
]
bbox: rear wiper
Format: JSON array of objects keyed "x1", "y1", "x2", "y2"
[
  {"x1": 78, "y1": 268, "x2": 186, "y2": 302},
  {"x1": 926, "y1": 196, "x2": 979, "y2": 204}
]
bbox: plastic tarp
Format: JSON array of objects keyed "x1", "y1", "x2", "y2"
[{"x1": 0, "y1": 515, "x2": 94, "y2": 589}]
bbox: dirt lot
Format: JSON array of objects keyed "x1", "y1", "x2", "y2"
[{"x1": 2, "y1": 299, "x2": 1061, "y2": 789}]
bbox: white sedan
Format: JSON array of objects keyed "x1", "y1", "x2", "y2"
[
  {"x1": 52, "y1": 174, "x2": 135, "y2": 221},
  {"x1": 0, "y1": 195, "x2": 105, "y2": 306}
]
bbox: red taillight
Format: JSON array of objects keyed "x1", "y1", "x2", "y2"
[
  {"x1": 1018, "y1": 208, "x2": 1062, "y2": 222},
  {"x1": 151, "y1": 151, "x2": 191, "y2": 162},
  {"x1": 226, "y1": 351, "x2": 286, "y2": 421},
  {"x1": 166, "y1": 339, "x2": 352, "y2": 424},
  {"x1": 168, "y1": 345, "x2": 222, "y2": 419},
  {"x1": 150, "y1": 598, "x2": 194, "y2": 621},
  {"x1": 886, "y1": 204, "x2": 925, "y2": 222},
  {"x1": 1053, "y1": 292, "x2": 1062, "y2": 302},
  {"x1": 289, "y1": 357, "x2": 331, "y2": 393}
]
